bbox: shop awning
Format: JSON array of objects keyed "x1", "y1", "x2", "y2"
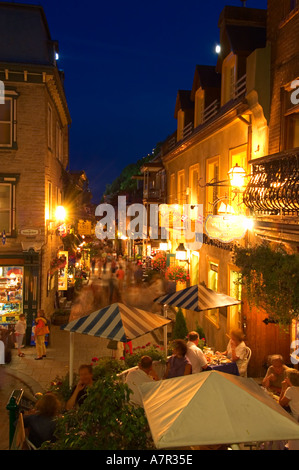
[
  {"x1": 154, "y1": 284, "x2": 241, "y2": 312},
  {"x1": 61, "y1": 302, "x2": 171, "y2": 342},
  {"x1": 140, "y1": 371, "x2": 299, "y2": 448}
]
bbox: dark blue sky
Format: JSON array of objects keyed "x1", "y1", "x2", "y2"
[{"x1": 20, "y1": 0, "x2": 267, "y2": 201}]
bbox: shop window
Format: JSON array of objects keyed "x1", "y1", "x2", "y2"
[
  {"x1": 0, "y1": 266, "x2": 23, "y2": 325},
  {"x1": 169, "y1": 173, "x2": 175, "y2": 204}
]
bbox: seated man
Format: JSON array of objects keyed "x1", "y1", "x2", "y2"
[
  {"x1": 125, "y1": 356, "x2": 158, "y2": 407},
  {"x1": 186, "y1": 331, "x2": 208, "y2": 374},
  {"x1": 262, "y1": 354, "x2": 291, "y2": 394},
  {"x1": 66, "y1": 364, "x2": 94, "y2": 410}
]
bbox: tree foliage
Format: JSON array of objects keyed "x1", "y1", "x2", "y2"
[{"x1": 233, "y1": 242, "x2": 299, "y2": 326}]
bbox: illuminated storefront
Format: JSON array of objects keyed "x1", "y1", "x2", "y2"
[{"x1": 0, "y1": 265, "x2": 23, "y2": 325}]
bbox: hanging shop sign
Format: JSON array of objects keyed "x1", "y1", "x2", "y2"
[
  {"x1": 205, "y1": 215, "x2": 251, "y2": 243},
  {"x1": 58, "y1": 251, "x2": 68, "y2": 291},
  {"x1": 78, "y1": 219, "x2": 92, "y2": 236}
]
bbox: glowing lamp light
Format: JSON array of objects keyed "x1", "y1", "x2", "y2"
[
  {"x1": 159, "y1": 243, "x2": 168, "y2": 251},
  {"x1": 176, "y1": 243, "x2": 187, "y2": 261},
  {"x1": 55, "y1": 205, "x2": 66, "y2": 222},
  {"x1": 243, "y1": 217, "x2": 254, "y2": 231},
  {"x1": 228, "y1": 164, "x2": 246, "y2": 190},
  {"x1": 215, "y1": 44, "x2": 221, "y2": 54}
]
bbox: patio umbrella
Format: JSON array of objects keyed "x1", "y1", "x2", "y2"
[
  {"x1": 140, "y1": 370, "x2": 299, "y2": 449},
  {"x1": 61, "y1": 302, "x2": 171, "y2": 386},
  {"x1": 154, "y1": 284, "x2": 241, "y2": 312}
]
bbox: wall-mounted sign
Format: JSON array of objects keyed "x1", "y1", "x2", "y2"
[
  {"x1": 78, "y1": 219, "x2": 92, "y2": 236},
  {"x1": 19, "y1": 229, "x2": 41, "y2": 236},
  {"x1": 205, "y1": 215, "x2": 249, "y2": 243}
]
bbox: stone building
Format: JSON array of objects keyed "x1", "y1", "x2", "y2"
[{"x1": 0, "y1": 3, "x2": 71, "y2": 343}]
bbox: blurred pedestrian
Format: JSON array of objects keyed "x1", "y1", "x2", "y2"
[{"x1": 15, "y1": 314, "x2": 26, "y2": 357}]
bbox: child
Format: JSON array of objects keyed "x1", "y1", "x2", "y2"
[{"x1": 15, "y1": 314, "x2": 26, "y2": 357}]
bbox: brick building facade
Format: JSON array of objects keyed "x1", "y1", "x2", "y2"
[{"x1": 0, "y1": 3, "x2": 71, "y2": 343}]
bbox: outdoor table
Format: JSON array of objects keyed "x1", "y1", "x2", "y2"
[{"x1": 207, "y1": 361, "x2": 239, "y2": 376}]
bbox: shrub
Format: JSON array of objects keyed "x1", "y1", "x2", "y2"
[
  {"x1": 172, "y1": 308, "x2": 188, "y2": 340},
  {"x1": 42, "y1": 374, "x2": 154, "y2": 450},
  {"x1": 123, "y1": 344, "x2": 166, "y2": 369}
]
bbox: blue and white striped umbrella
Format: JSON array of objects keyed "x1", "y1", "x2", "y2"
[
  {"x1": 61, "y1": 302, "x2": 171, "y2": 342},
  {"x1": 154, "y1": 284, "x2": 241, "y2": 312}
]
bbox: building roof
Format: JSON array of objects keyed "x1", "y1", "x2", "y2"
[
  {"x1": 225, "y1": 24, "x2": 267, "y2": 55},
  {"x1": 0, "y1": 2, "x2": 56, "y2": 65},
  {"x1": 191, "y1": 65, "x2": 221, "y2": 100},
  {"x1": 174, "y1": 90, "x2": 193, "y2": 118}
]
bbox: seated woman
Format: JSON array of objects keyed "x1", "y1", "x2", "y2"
[
  {"x1": 164, "y1": 339, "x2": 192, "y2": 379},
  {"x1": 279, "y1": 369, "x2": 299, "y2": 450},
  {"x1": 218, "y1": 329, "x2": 247, "y2": 377},
  {"x1": 23, "y1": 393, "x2": 61, "y2": 448},
  {"x1": 262, "y1": 355, "x2": 291, "y2": 395}
]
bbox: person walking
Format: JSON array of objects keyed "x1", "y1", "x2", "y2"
[
  {"x1": 15, "y1": 314, "x2": 26, "y2": 357},
  {"x1": 34, "y1": 310, "x2": 49, "y2": 360}
]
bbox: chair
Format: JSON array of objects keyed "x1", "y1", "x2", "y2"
[{"x1": 243, "y1": 346, "x2": 252, "y2": 378}]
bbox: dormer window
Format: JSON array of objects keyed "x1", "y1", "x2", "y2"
[
  {"x1": 177, "y1": 109, "x2": 185, "y2": 141},
  {"x1": 194, "y1": 88, "x2": 205, "y2": 127},
  {"x1": 221, "y1": 52, "x2": 237, "y2": 106}
]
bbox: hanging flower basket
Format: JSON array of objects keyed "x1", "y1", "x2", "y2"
[
  {"x1": 166, "y1": 265, "x2": 189, "y2": 283},
  {"x1": 152, "y1": 252, "x2": 167, "y2": 273}
]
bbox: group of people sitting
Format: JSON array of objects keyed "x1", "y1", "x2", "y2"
[{"x1": 125, "y1": 328, "x2": 248, "y2": 407}]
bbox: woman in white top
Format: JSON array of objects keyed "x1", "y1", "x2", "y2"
[
  {"x1": 279, "y1": 369, "x2": 299, "y2": 450},
  {"x1": 218, "y1": 329, "x2": 247, "y2": 377},
  {"x1": 15, "y1": 314, "x2": 26, "y2": 357}
]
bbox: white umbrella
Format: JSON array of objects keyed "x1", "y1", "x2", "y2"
[{"x1": 140, "y1": 370, "x2": 299, "y2": 449}]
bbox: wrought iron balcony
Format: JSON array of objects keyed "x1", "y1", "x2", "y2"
[{"x1": 243, "y1": 149, "x2": 299, "y2": 215}]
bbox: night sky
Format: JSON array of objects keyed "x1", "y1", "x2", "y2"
[{"x1": 15, "y1": 0, "x2": 268, "y2": 201}]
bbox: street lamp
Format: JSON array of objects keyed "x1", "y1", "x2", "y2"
[
  {"x1": 175, "y1": 242, "x2": 188, "y2": 261},
  {"x1": 55, "y1": 205, "x2": 66, "y2": 223},
  {"x1": 228, "y1": 164, "x2": 247, "y2": 191}
]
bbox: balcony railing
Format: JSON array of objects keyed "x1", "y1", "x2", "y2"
[
  {"x1": 143, "y1": 188, "x2": 166, "y2": 201},
  {"x1": 182, "y1": 121, "x2": 193, "y2": 140},
  {"x1": 243, "y1": 150, "x2": 299, "y2": 215},
  {"x1": 203, "y1": 99, "x2": 219, "y2": 123},
  {"x1": 234, "y1": 74, "x2": 247, "y2": 100}
]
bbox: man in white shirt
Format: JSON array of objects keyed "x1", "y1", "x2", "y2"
[
  {"x1": 186, "y1": 331, "x2": 208, "y2": 374},
  {"x1": 125, "y1": 356, "x2": 158, "y2": 407}
]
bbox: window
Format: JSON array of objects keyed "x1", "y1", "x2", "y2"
[
  {"x1": 177, "y1": 170, "x2": 185, "y2": 205},
  {"x1": 48, "y1": 105, "x2": 53, "y2": 150},
  {"x1": 290, "y1": 0, "x2": 298, "y2": 11},
  {"x1": 228, "y1": 268, "x2": 242, "y2": 331},
  {"x1": 46, "y1": 182, "x2": 52, "y2": 222},
  {"x1": 285, "y1": 113, "x2": 299, "y2": 149},
  {"x1": 0, "y1": 98, "x2": 14, "y2": 147},
  {"x1": 229, "y1": 145, "x2": 248, "y2": 212},
  {"x1": 0, "y1": 177, "x2": 17, "y2": 236},
  {"x1": 189, "y1": 164, "x2": 199, "y2": 206},
  {"x1": 169, "y1": 173, "x2": 175, "y2": 204},
  {"x1": 221, "y1": 53, "x2": 237, "y2": 106},
  {"x1": 194, "y1": 89, "x2": 204, "y2": 127},
  {"x1": 206, "y1": 260, "x2": 220, "y2": 328},
  {"x1": 206, "y1": 157, "x2": 219, "y2": 215},
  {"x1": 56, "y1": 125, "x2": 63, "y2": 161},
  {"x1": 177, "y1": 109, "x2": 185, "y2": 141}
]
